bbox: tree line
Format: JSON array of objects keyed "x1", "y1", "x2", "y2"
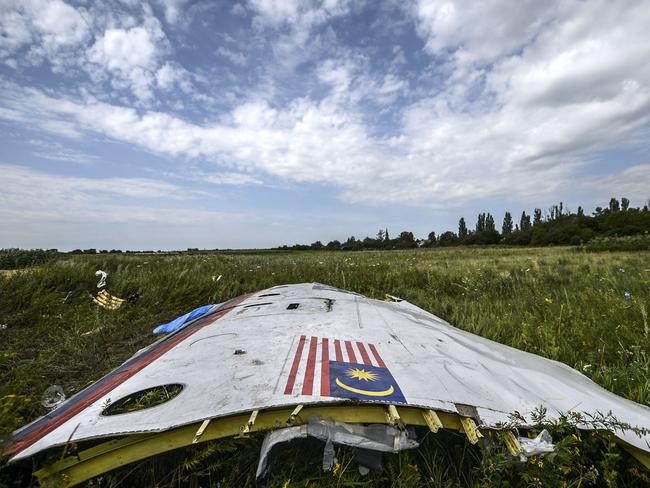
[{"x1": 279, "y1": 197, "x2": 650, "y2": 250}]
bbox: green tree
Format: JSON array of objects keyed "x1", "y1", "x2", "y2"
[
  {"x1": 621, "y1": 197, "x2": 630, "y2": 211},
  {"x1": 325, "y1": 240, "x2": 341, "y2": 250},
  {"x1": 438, "y1": 231, "x2": 459, "y2": 246},
  {"x1": 476, "y1": 213, "x2": 485, "y2": 232},
  {"x1": 520, "y1": 211, "x2": 531, "y2": 231},
  {"x1": 533, "y1": 208, "x2": 542, "y2": 225},
  {"x1": 502, "y1": 212, "x2": 513, "y2": 235},
  {"x1": 485, "y1": 213, "x2": 495, "y2": 232},
  {"x1": 458, "y1": 218, "x2": 468, "y2": 239},
  {"x1": 609, "y1": 198, "x2": 620, "y2": 212}
]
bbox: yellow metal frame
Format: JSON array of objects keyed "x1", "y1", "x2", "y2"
[{"x1": 33, "y1": 404, "x2": 650, "y2": 486}]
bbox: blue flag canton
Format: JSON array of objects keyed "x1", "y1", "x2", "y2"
[{"x1": 328, "y1": 361, "x2": 407, "y2": 404}]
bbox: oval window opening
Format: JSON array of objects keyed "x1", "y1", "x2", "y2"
[{"x1": 102, "y1": 384, "x2": 183, "y2": 416}]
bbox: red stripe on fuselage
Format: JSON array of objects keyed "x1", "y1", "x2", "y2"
[
  {"x1": 344, "y1": 341, "x2": 357, "y2": 363},
  {"x1": 284, "y1": 335, "x2": 306, "y2": 395},
  {"x1": 334, "y1": 340, "x2": 343, "y2": 362},
  {"x1": 6, "y1": 293, "x2": 251, "y2": 457},
  {"x1": 320, "y1": 338, "x2": 330, "y2": 396},
  {"x1": 368, "y1": 343, "x2": 386, "y2": 368},
  {"x1": 301, "y1": 336, "x2": 318, "y2": 395},
  {"x1": 356, "y1": 342, "x2": 372, "y2": 365}
]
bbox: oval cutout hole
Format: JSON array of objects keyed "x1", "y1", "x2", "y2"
[{"x1": 102, "y1": 384, "x2": 183, "y2": 416}]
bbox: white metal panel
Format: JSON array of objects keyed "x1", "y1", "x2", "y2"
[{"x1": 9, "y1": 283, "x2": 650, "y2": 460}]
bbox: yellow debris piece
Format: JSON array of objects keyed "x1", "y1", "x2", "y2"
[
  {"x1": 500, "y1": 430, "x2": 523, "y2": 456},
  {"x1": 459, "y1": 417, "x2": 483, "y2": 445},
  {"x1": 92, "y1": 290, "x2": 125, "y2": 310}
]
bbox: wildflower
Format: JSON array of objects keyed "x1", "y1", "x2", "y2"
[
  {"x1": 624, "y1": 291, "x2": 632, "y2": 300},
  {"x1": 544, "y1": 297, "x2": 553, "y2": 304},
  {"x1": 618, "y1": 267, "x2": 625, "y2": 273}
]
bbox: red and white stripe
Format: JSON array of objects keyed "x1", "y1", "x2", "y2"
[{"x1": 283, "y1": 336, "x2": 386, "y2": 397}]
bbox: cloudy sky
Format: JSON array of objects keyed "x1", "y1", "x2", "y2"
[{"x1": 1, "y1": 0, "x2": 649, "y2": 250}]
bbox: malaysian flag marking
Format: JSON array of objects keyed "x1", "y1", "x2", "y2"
[{"x1": 283, "y1": 336, "x2": 406, "y2": 404}]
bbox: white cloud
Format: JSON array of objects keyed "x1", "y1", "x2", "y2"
[
  {"x1": 88, "y1": 26, "x2": 160, "y2": 71},
  {"x1": 0, "y1": 164, "x2": 266, "y2": 250},
  {"x1": 201, "y1": 172, "x2": 262, "y2": 185},
  {"x1": 0, "y1": 164, "x2": 201, "y2": 202},
  {"x1": 583, "y1": 165, "x2": 650, "y2": 203},
  {"x1": 27, "y1": 139, "x2": 99, "y2": 164},
  {"x1": 412, "y1": 0, "x2": 559, "y2": 66},
  {"x1": 1, "y1": 0, "x2": 650, "y2": 211},
  {"x1": 87, "y1": 14, "x2": 167, "y2": 100},
  {"x1": 154, "y1": 0, "x2": 189, "y2": 25},
  {"x1": 216, "y1": 46, "x2": 247, "y2": 66},
  {"x1": 0, "y1": 1, "x2": 188, "y2": 101},
  {"x1": 155, "y1": 62, "x2": 192, "y2": 92},
  {"x1": 0, "y1": 0, "x2": 90, "y2": 67}
]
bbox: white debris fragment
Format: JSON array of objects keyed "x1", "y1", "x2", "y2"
[
  {"x1": 518, "y1": 429, "x2": 555, "y2": 459},
  {"x1": 95, "y1": 270, "x2": 107, "y2": 289},
  {"x1": 41, "y1": 385, "x2": 66, "y2": 410}
]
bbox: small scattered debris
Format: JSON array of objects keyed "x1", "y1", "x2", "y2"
[
  {"x1": 91, "y1": 290, "x2": 125, "y2": 310},
  {"x1": 81, "y1": 327, "x2": 102, "y2": 337},
  {"x1": 385, "y1": 294, "x2": 403, "y2": 302},
  {"x1": 624, "y1": 291, "x2": 632, "y2": 300},
  {"x1": 95, "y1": 270, "x2": 107, "y2": 289},
  {"x1": 41, "y1": 385, "x2": 66, "y2": 410},
  {"x1": 212, "y1": 275, "x2": 222, "y2": 282},
  {"x1": 234, "y1": 349, "x2": 247, "y2": 355},
  {"x1": 126, "y1": 292, "x2": 140, "y2": 304},
  {"x1": 152, "y1": 304, "x2": 214, "y2": 334},
  {"x1": 544, "y1": 297, "x2": 553, "y2": 304},
  {"x1": 0, "y1": 324, "x2": 7, "y2": 330},
  {"x1": 618, "y1": 267, "x2": 625, "y2": 273},
  {"x1": 518, "y1": 429, "x2": 555, "y2": 459},
  {"x1": 256, "y1": 417, "x2": 419, "y2": 478}
]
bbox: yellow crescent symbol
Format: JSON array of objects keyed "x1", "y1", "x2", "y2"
[{"x1": 335, "y1": 378, "x2": 395, "y2": 397}]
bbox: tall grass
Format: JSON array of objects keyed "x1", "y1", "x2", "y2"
[{"x1": 1, "y1": 247, "x2": 649, "y2": 486}]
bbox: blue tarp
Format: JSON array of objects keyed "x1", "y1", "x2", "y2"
[{"x1": 153, "y1": 304, "x2": 215, "y2": 334}]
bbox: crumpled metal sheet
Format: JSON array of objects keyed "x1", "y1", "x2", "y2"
[
  {"x1": 6, "y1": 283, "x2": 650, "y2": 461},
  {"x1": 256, "y1": 417, "x2": 419, "y2": 477}
]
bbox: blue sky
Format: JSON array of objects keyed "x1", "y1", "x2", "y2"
[{"x1": 1, "y1": 0, "x2": 649, "y2": 250}]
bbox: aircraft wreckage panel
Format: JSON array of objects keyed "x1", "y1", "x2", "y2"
[{"x1": 7, "y1": 283, "x2": 650, "y2": 461}]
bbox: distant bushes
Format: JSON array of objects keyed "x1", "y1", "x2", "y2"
[
  {"x1": 280, "y1": 197, "x2": 650, "y2": 251},
  {"x1": 0, "y1": 249, "x2": 59, "y2": 270},
  {"x1": 583, "y1": 234, "x2": 650, "y2": 252}
]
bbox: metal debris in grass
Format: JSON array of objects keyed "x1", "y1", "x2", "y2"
[
  {"x1": 95, "y1": 270, "x2": 107, "y2": 289},
  {"x1": 41, "y1": 385, "x2": 66, "y2": 410},
  {"x1": 91, "y1": 290, "x2": 125, "y2": 310}
]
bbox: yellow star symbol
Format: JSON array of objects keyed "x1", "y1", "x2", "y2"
[{"x1": 345, "y1": 367, "x2": 378, "y2": 382}]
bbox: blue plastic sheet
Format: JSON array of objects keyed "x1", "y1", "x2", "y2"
[{"x1": 153, "y1": 304, "x2": 215, "y2": 334}]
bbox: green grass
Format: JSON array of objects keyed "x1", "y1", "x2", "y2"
[{"x1": 1, "y1": 247, "x2": 649, "y2": 486}]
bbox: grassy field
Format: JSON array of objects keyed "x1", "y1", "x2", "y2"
[{"x1": 1, "y1": 247, "x2": 649, "y2": 486}]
